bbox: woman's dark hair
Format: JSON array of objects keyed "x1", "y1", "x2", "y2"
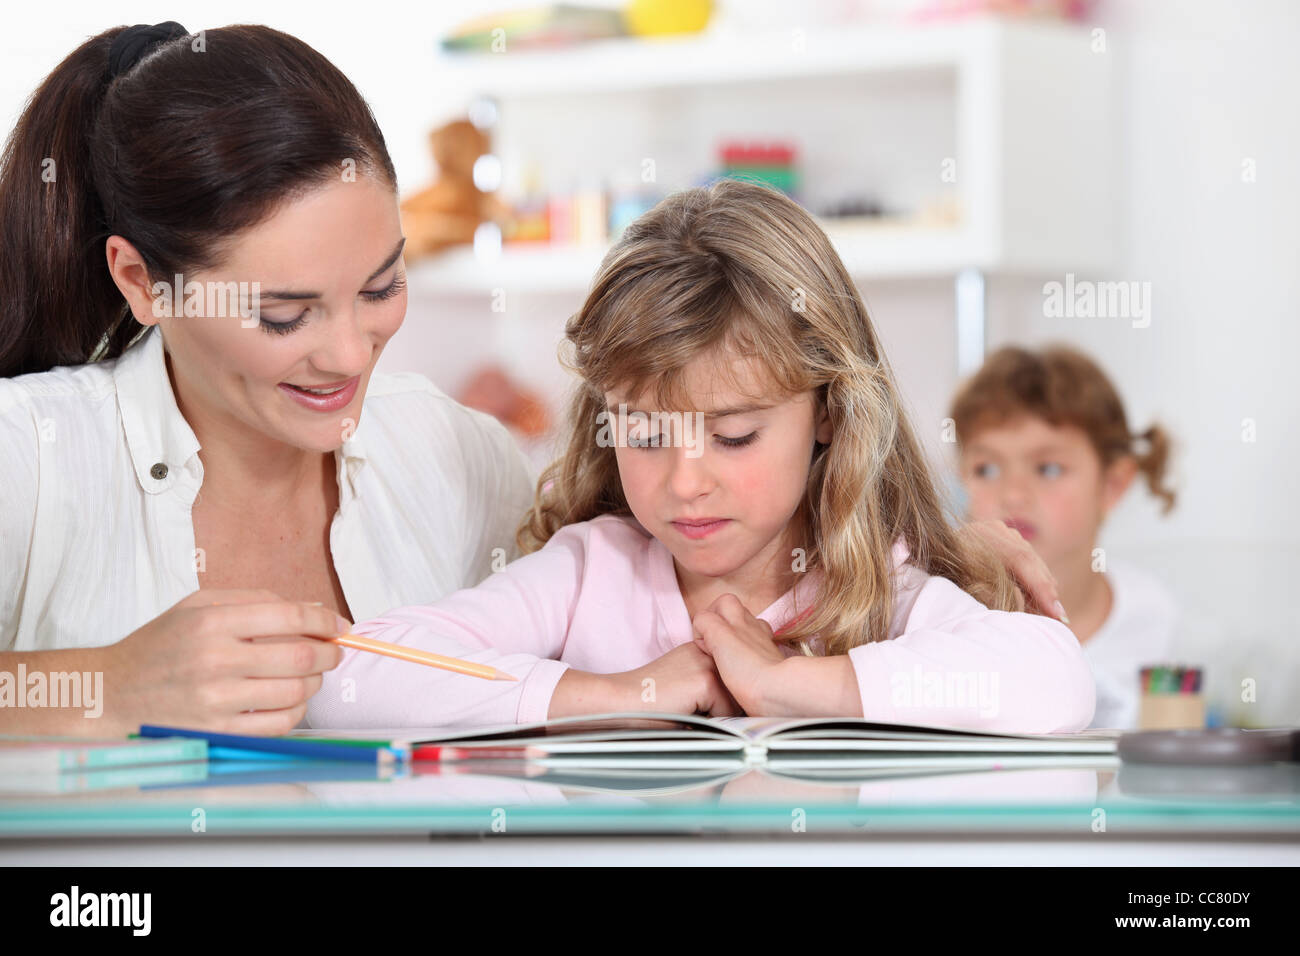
[{"x1": 0, "y1": 24, "x2": 397, "y2": 377}]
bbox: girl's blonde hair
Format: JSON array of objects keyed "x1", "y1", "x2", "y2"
[
  {"x1": 949, "y1": 344, "x2": 1177, "y2": 515},
  {"x1": 517, "y1": 178, "x2": 1025, "y2": 655}
]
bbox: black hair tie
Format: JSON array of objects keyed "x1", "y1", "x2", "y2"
[{"x1": 107, "y1": 21, "x2": 190, "y2": 80}]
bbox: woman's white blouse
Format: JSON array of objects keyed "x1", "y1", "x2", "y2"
[{"x1": 0, "y1": 326, "x2": 537, "y2": 652}]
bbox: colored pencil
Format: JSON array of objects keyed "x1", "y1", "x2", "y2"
[
  {"x1": 1139, "y1": 665, "x2": 1203, "y2": 695},
  {"x1": 138, "y1": 725, "x2": 404, "y2": 764},
  {"x1": 328, "y1": 632, "x2": 518, "y2": 682},
  {"x1": 412, "y1": 744, "x2": 544, "y2": 762}
]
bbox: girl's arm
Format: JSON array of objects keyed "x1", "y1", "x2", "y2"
[
  {"x1": 307, "y1": 524, "x2": 589, "y2": 729},
  {"x1": 843, "y1": 571, "x2": 1095, "y2": 733},
  {"x1": 694, "y1": 573, "x2": 1094, "y2": 733}
]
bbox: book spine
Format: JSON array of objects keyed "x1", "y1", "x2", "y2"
[{"x1": 72, "y1": 739, "x2": 208, "y2": 770}]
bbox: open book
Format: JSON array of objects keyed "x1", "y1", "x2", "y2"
[{"x1": 294, "y1": 713, "x2": 1120, "y2": 770}]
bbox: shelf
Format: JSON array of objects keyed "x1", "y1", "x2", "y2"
[
  {"x1": 406, "y1": 219, "x2": 983, "y2": 296},
  {"x1": 413, "y1": 15, "x2": 1114, "y2": 291},
  {"x1": 432, "y1": 17, "x2": 1049, "y2": 97}
]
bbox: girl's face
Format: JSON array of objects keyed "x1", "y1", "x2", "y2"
[
  {"x1": 958, "y1": 414, "x2": 1132, "y2": 567},
  {"x1": 606, "y1": 350, "x2": 832, "y2": 583},
  {"x1": 131, "y1": 173, "x2": 406, "y2": 453}
]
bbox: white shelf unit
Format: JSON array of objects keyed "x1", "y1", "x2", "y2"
[{"x1": 409, "y1": 15, "x2": 1115, "y2": 371}]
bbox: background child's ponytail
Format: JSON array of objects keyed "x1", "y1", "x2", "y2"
[{"x1": 1132, "y1": 423, "x2": 1177, "y2": 515}]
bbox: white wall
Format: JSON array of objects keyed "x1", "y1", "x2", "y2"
[{"x1": 983, "y1": 0, "x2": 1300, "y2": 724}]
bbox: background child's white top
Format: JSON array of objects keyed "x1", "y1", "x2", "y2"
[{"x1": 1081, "y1": 560, "x2": 1179, "y2": 729}]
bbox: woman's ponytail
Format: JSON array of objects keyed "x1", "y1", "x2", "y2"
[{"x1": 0, "y1": 29, "x2": 133, "y2": 377}]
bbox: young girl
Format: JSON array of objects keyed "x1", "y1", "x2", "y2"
[
  {"x1": 949, "y1": 345, "x2": 1179, "y2": 728},
  {"x1": 307, "y1": 180, "x2": 1094, "y2": 734}
]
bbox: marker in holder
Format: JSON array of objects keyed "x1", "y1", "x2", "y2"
[{"x1": 1138, "y1": 664, "x2": 1206, "y2": 730}]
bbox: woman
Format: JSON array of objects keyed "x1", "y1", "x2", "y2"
[{"x1": 0, "y1": 22, "x2": 1062, "y2": 737}]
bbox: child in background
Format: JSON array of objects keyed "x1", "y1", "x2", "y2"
[
  {"x1": 949, "y1": 345, "x2": 1179, "y2": 729},
  {"x1": 307, "y1": 180, "x2": 1093, "y2": 734}
]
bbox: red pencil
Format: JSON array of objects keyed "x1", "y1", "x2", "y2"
[{"x1": 412, "y1": 744, "x2": 545, "y2": 761}]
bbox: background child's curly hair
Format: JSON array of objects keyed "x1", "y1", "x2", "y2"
[
  {"x1": 516, "y1": 178, "x2": 1028, "y2": 655},
  {"x1": 949, "y1": 344, "x2": 1177, "y2": 515}
]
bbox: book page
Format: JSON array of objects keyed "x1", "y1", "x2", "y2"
[{"x1": 293, "y1": 711, "x2": 745, "y2": 745}]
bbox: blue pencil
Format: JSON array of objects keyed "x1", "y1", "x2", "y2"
[{"x1": 138, "y1": 725, "x2": 404, "y2": 764}]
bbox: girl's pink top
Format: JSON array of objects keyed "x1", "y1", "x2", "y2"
[{"x1": 307, "y1": 515, "x2": 1095, "y2": 733}]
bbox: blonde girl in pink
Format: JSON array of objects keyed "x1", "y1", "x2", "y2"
[{"x1": 308, "y1": 179, "x2": 1093, "y2": 733}]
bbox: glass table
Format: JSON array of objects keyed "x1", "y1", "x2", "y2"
[{"x1": 2, "y1": 756, "x2": 1298, "y2": 864}]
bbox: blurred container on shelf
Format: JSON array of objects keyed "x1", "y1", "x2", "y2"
[
  {"x1": 817, "y1": 196, "x2": 887, "y2": 219},
  {"x1": 504, "y1": 163, "x2": 551, "y2": 244},
  {"x1": 717, "y1": 140, "x2": 798, "y2": 196},
  {"x1": 441, "y1": 1, "x2": 714, "y2": 54},
  {"x1": 506, "y1": 196, "x2": 552, "y2": 243},
  {"x1": 441, "y1": 4, "x2": 626, "y2": 53},
  {"x1": 607, "y1": 168, "x2": 661, "y2": 240},
  {"x1": 912, "y1": 192, "x2": 962, "y2": 227},
  {"x1": 573, "y1": 180, "x2": 609, "y2": 245},
  {"x1": 545, "y1": 183, "x2": 576, "y2": 245},
  {"x1": 624, "y1": 0, "x2": 714, "y2": 37},
  {"x1": 909, "y1": 0, "x2": 1095, "y2": 22}
]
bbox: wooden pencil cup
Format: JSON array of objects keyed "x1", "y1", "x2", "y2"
[{"x1": 1138, "y1": 692, "x2": 1206, "y2": 730}]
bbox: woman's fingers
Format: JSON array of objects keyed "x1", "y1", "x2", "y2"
[
  {"x1": 1001, "y1": 531, "x2": 1065, "y2": 620},
  {"x1": 184, "y1": 601, "x2": 346, "y2": 678},
  {"x1": 234, "y1": 637, "x2": 343, "y2": 677},
  {"x1": 967, "y1": 519, "x2": 1067, "y2": 622},
  {"x1": 226, "y1": 703, "x2": 311, "y2": 737},
  {"x1": 236, "y1": 674, "x2": 324, "y2": 712},
  {"x1": 197, "y1": 601, "x2": 350, "y2": 642}
]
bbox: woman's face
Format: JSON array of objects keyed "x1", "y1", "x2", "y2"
[{"x1": 139, "y1": 173, "x2": 406, "y2": 453}]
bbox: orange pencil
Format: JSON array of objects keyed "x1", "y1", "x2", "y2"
[{"x1": 329, "y1": 632, "x2": 518, "y2": 682}]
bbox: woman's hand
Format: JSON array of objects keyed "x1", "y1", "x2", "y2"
[
  {"x1": 549, "y1": 643, "x2": 744, "y2": 719},
  {"x1": 98, "y1": 588, "x2": 348, "y2": 736},
  {"x1": 960, "y1": 519, "x2": 1069, "y2": 623}
]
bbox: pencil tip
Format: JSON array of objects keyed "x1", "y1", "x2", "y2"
[{"x1": 495, "y1": 672, "x2": 519, "y2": 682}]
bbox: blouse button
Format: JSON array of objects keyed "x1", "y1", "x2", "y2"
[{"x1": 150, "y1": 462, "x2": 169, "y2": 480}]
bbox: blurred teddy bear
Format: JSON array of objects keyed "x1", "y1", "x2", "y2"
[{"x1": 400, "y1": 119, "x2": 508, "y2": 259}]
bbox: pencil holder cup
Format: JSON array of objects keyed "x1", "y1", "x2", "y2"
[
  {"x1": 1137, "y1": 665, "x2": 1206, "y2": 730},
  {"x1": 1138, "y1": 691, "x2": 1207, "y2": 730}
]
